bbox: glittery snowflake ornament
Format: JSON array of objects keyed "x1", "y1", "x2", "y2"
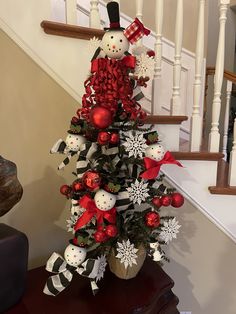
[
  {"x1": 123, "y1": 132, "x2": 148, "y2": 158},
  {"x1": 134, "y1": 53, "x2": 155, "y2": 79},
  {"x1": 127, "y1": 179, "x2": 149, "y2": 205},
  {"x1": 159, "y1": 218, "x2": 181, "y2": 244},
  {"x1": 116, "y1": 239, "x2": 138, "y2": 269},
  {"x1": 96, "y1": 255, "x2": 107, "y2": 282}
]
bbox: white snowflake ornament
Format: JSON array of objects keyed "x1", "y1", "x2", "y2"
[
  {"x1": 134, "y1": 53, "x2": 155, "y2": 79},
  {"x1": 159, "y1": 218, "x2": 181, "y2": 244},
  {"x1": 94, "y1": 189, "x2": 116, "y2": 211},
  {"x1": 123, "y1": 132, "x2": 148, "y2": 158},
  {"x1": 145, "y1": 144, "x2": 165, "y2": 161},
  {"x1": 65, "y1": 134, "x2": 86, "y2": 152},
  {"x1": 96, "y1": 255, "x2": 107, "y2": 282},
  {"x1": 127, "y1": 179, "x2": 149, "y2": 205},
  {"x1": 64, "y1": 244, "x2": 87, "y2": 267},
  {"x1": 116, "y1": 239, "x2": 138, "y2": 269}
]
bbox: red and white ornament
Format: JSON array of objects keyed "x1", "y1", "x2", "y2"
[
  {"x1": 145, "y1": 144, "x2": 165, "y2": 161},
  {"x1": 60, "y1": 184, "x2": 71, "y2": 196},
  {"x1": 65, "y1": 134, "x2": 86, "y2": 152},
  {"x1": 64, "y1": 244, "x2": 87, "y2": 267},
  {"x1": 94, "y1": 189, "x2": 116, "y2": 211},
  {"x1": 109, "y1": 133, "x2": 120, "y2": 145}
]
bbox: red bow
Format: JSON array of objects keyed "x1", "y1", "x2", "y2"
[
  {"x1": 140, "y1": 151, "x2": 183, "y2": 180},
  {"x1": 133, "y1": 18, "x2": 151, "y2": 36},
  {"x1": 74, "y1": 195, "x2": 116, "y2": 231},
  {"x1": 91, "y1": 56, "x2": 136, "y2": 73}
]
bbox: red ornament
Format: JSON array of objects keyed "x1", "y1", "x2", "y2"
[
  {"x1": 82, "y1": 170, "x2": 102, "y2": 191},
  {"x1": 105, "y1": 225, "x2": 118, "y2": 237},
  {"x1": 161, "y1": 195, "x2": 172, "y2": 207},
  {"x1": 90, "y1": 107, "x2": 113, "y2": 129},
  {"x1": 145, "y1": 212, "x2": 160, "y2": 228},
  {"x1": 60, "y1": 185, "x2": 71, "y2": 196},
  {"x1": 97, "y1": 131, "x2": 111, "y2": 145},
  {"x1": 72, "y1": 180, "x2": 84, "y2": 192},
  {"x1": 109, "y1": 133, "x2": 120, "y2": 145},
  {"x1": 152, "y1": 197, "x2": 162, "y2": 208},
  {"x1": 147, "y1": 50, "x2": 155, "y2": 58},
  {"x1": 171, "y1": 192, "x2": 184, "y2": 208},
  {"x1": 94, "y1": 230, "x2": 107, "y2": 243}
]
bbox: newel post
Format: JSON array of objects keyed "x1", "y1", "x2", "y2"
[{"x1": 208, "y1": 0, "x2": 230, "y2": 152}]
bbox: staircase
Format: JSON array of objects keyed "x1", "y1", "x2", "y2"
[{"x1": 1, "y1": 0, "x2": 236, "y2": 313}]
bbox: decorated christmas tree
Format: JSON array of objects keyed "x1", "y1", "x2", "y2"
[{"x1": 44, "y1": 2, "x2": 184, "y2": 297}]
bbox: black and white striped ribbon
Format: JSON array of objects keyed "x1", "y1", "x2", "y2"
[
  {"x1": 76, "y1": 142, "x2": 97, "y2": 178},
  {"x1": 43, "y1": 253, "x2": 100, "y2": 296},
  {"x1": 132, "y1": 85, "x2": 145, "y2": 102},
  {"x1": 116, "y1": 189, "x2": 132, "y2": 212},
  {"x1": 50, "y1": 139, "x2": 67, "y2": 154}
]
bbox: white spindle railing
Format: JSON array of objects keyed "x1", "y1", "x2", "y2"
[
  {"x1": 152, "y1": 0, "x2": 163, "y2": 114},
  {"x1": 229, "y1": 118, "x2": 236, "y2": 186},
  {"x1": 135, "y1": 0, "x2": 144, "y2": 47},
  {"x1": 222, "y1": 80, "x2": 232, "y2": 159},
  {"x1": 171, "y1": 0, "x2": 183, "y2": 115},
  {"x1": 89, "y1": 0, "x2": 101, "y2": 29},
  {"x1": 208, "y1": 0, "x2": 230, "y2": 152},
  {"x1": 65, "y1": 0, "x2": 77, "y2": 24},
  {"x1": 190, "y1": 0, "x2": 205, "y2": 152}
]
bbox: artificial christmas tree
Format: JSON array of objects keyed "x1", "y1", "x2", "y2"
[{"x1": 44, "y1": 1, "x2": 184, "y2": 296}]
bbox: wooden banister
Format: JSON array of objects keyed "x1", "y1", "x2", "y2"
[
  {"x1": 206, "y1": 66, "x2": 236, "y2": 84},
  {"x1": 41, "y1": 20, "x2": 105, "y2": 40}
]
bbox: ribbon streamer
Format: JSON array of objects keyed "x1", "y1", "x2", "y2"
[
  {"x1": 43, "y1": 253, "x2": 100, "y2": 296},
  {"x1": 140, "y1": 151, "x2": 183, "y2": 180},
  {"x1": 76, "y1": 142, "x2": 97, "y2": 178}
]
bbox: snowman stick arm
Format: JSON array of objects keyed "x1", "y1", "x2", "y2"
[{"x1": 91, "y1": 47, "x2": 102, "y2": 61}]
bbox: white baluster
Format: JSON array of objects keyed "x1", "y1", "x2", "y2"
[
  {"x1": 190, "y1": 0, "x2": 205, "y2": 152},
  {"x1": 171, "y1": 0, "x2": 183, "y2": 115},
  {"x1": 222, "y1": 80, "x2": 232, "y2": 159},
  {"x1": 135, "y1": 0, "x2": 144, "y2": 47},
  {"x1": 208, "y1": 0, "x2": 230, "y2": 152},
  {"x1": 89, "y1": 0, "x2": 101, "y2": 29},
  {"x1": 65, "y1": 0, "x2": 77, "y2": 25},
  {"x1": 229, "y1": 118, "x2": 236, "y2": 186},
  {"x1": 152, "y1": 0, "x2": 163, "y2": 114}
]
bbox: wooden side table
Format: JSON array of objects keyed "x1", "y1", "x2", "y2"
[{"x1": 6, "y1": 258, "x2": 179, "y2": 314}]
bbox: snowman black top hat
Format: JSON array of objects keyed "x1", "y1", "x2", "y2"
[{"x1": 104, "y1": 1, "x2": 124, "y2": 31}]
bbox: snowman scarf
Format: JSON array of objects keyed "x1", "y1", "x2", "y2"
[
  {"x1": 43, "y1": 252, "x2": 100, "y2": 296},
  {"x1": 74, "y1": 195, "x2": 116, "y2": 231},
  {"x1": 76, "y1": 142, "x2": 97, "y2": 178}
]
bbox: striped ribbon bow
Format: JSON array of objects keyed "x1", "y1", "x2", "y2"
[{"x1": 43, "y1": 253, "x2": 100, "y2": 297}]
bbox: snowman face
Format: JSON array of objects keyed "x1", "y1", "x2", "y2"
[
  {"x1": 65, "y1": 134, "x2": 86, "y2": 152},
  {"x1": 101, "y1": 30, "x2": 130, "y2": 59},
  {"x1": 94, "y1": 189, "x2": 116, "y2": 211},
  {"x1": 145, "y1": 144, "x2": 165, "y2": 161},
  {"x1": 64, "y1": 244, "x2": 87, "y2": 267}
]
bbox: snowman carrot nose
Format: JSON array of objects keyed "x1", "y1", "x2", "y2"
[{"x1": 112, "y1": 45, "x2": 116, "y2": 49}]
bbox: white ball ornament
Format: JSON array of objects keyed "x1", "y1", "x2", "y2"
[
  {"x1": 64, "y1": 244, "x2": 87, "y2": 267},
  {"x1": 145, "y1": 144, "x2": 165, "y2": 161},
  {"x1": 65, "y1": 134, "x2": 86, "y2": 152},
  {"x1": 101, "y1": 31, "x2": 130, "y2": 59},
  {"x1": 94, "y1": 189, "x2": 116, "y2": 211}
]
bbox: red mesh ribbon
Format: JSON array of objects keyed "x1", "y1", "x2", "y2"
[
  {"x1": 80, "y1": 56, "x2": 146, "y2": 121},
  {"x1": 74, "y1": 194, "x2": 116, "y2": 231},
  {"x1": 140, "y1": 151, "x2": 183, "y2": 180}
]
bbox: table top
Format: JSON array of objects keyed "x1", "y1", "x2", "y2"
[{"x1": 6, "y1": 258, "x2": 178, "y2": 314}]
